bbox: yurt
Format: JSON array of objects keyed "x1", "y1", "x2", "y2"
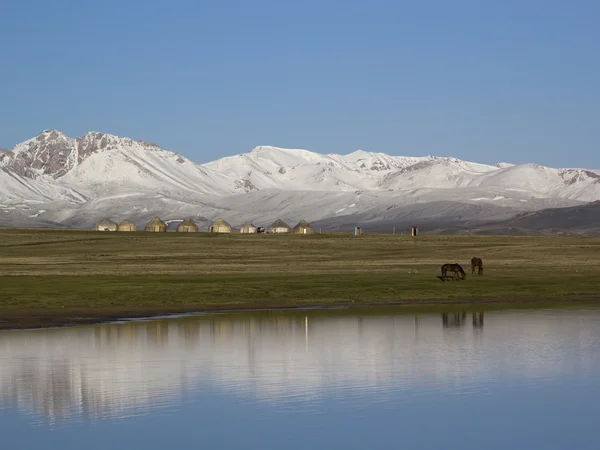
[
  {"x1": 118, "y1": 220, "x2": 136, "y2": 232},
  {"x1": 209, "y1": 218, "x2": 232, "y2": 233},
  {"x1": 93, "y1": 218, "x2": 118, "y2": 232},
  {"x1": 267, "y1": 219, "x2": 291, "y2": 234},
  {"x1": 145, "y1": 216, "x2": 167, "y2": 232},
  {"x1": 177, "y1": 218, "x2": 199, "y2": 232},
  {"x1": 292, "y1": 220, "x2": 314, "y2": 235},
  {"x1": 239, "y1": 222, "x2": 257, "y2": 234}
]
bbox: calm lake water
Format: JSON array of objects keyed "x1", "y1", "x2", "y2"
[{"x1": 1, "y1": 306, "x2": 600, "y2": 449}]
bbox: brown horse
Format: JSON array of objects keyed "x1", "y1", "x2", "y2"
[
  {"x1": 471, "y1": 257, "x2": 483, "y2": 275},
  {"x1": 439, "y1": 263, "x2": 466, "y2": 281}
]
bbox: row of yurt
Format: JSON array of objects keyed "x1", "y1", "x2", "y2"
[
  {"x1": 93, "y1": 218, "x2": 136, "y2": 232},
  {"x1": 145, "y1": 217, "x2": 227, "y2": 233},
  {"x1": 265, "y1": 219, "x2": 314, "y2": 234},
  {"x1": 92, "y1": 217, "x2": 166, "y2": 232},
  {"x1": 94, "y1": 217, "x2": 227, "y2": 233},
  {"x1": 93, "y1": 217, "x2": 314, "y2": 234}
]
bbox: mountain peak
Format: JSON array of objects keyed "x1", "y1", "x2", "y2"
[
  {"x1": 345, "y1": 149, "x2": 371, "y2": 159},
  {"x1": 7, "y1": 130, "x2": 76, "y2": 178},
  {"x1": 3, "y1": 130, "x2": 171, "y2": 180},
  {"x1": 38, "y1": 129, "x2": 66, "y2": 137}
]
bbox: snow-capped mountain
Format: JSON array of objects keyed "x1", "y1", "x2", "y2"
[{"x1": 0, "y1": 130, "x2": 598, "y2": 230}]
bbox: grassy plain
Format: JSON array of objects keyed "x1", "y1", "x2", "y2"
[{"x1": 0, "y1": 228, "x2": 599, "y2": 328}]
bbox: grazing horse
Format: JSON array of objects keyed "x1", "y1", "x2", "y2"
[
  {"x1": 439, "y1": 263, "x2": 466, "y2": 281},
  {"x1": 471, "y1": 257, "x2": 483, "y2": 275}
]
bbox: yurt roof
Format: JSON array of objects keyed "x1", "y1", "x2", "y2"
[
  {"x1": 294, "y1": 220, "x2": 311, "y2": 227},
  {"x1": 241, "y1": 222, "x2": 256, "y2": 227},
  {"x1": 269, "y1": 219, "x2": 290, "y2": 229},
  {"x1": 119, "y1": 219, "x2": 135, "y2": 226},
  {"x1": 180, "y1": 218, "x2": 197, "y2": 226},
  {"x1": 96, "y1": 218, "x2": 117, "y2": 226},
  {"x1": 211, "y1": 218, "x2": 231, "y2": 227},
  {"x1": 146, "y1": 216, "x2": 165, "y2": 225}
]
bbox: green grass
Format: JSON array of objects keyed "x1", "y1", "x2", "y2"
[{"x1": 0, "y1": 228, "x2": 599, "y2": 310}]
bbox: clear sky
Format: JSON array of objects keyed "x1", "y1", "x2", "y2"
[{"x1": 1, "y1": 0, "x2": 599, "y2": 168}]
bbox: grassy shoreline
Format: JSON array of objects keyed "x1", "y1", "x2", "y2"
[
  {"x1": 1, "y1": 228, "x2": 600, "y2": 329},
  {"x1": 2, "y1": 296, "x2": 600, "y2": 331}
]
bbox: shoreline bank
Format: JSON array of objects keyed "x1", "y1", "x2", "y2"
[{"x1": 2, "y1": 296, "x2": 599, "y2": 331}]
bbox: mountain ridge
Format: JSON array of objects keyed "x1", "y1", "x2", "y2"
[{"x1": 0, "y1": 130, "x2": 598, "y2": 231}]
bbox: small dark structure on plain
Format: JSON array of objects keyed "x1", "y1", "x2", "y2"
[
  {"x1": 471, "y1": 257, "x2": 483, "y2": 275},
  {"x1": 437, "y1": 263, "x2": 466, "y2": 282},
  {"x1": 354, "y1": 226, "x2": 361, "y2": 236},
  {"x1": 411, "y1": 226, "x2": 419, "y2": 237}
]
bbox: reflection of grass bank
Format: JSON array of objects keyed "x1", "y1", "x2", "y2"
[{"x1": 0, "y1": 228, "x2": 599, "y2": 327}]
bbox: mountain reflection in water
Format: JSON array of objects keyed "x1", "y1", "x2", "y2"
[{"x1": 0, "y1": 308, "x2": 599, "y2": 427}]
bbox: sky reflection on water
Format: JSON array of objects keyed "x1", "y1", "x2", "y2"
[{"x1": 1, "y1": 307, "x2": 600, "y2": 449}]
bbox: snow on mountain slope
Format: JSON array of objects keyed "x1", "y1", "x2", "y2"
[
  {"x1": 1, "y1": 130, "x2": 599, "y2": 229},
  {"x1": 330, "y1": 149, "x2": 429, "y2": 172},
  {"x1": 203, "y1": 146, "x2": 445, "y2": 192},
  {"x1": 2, "y1": 130, "x2": 236, "y2": 198},
  {"x1": 0, "y1": 167, "x2": 85, "y2": 203},
  {"x1": 0, "y1": 166, "x2": 85, "y2": 225},
  {"x1": 203, "y1": 145, "x2": 376, "y2": 192},
  {"x1": 377, "y1": 158, "x2": 497, "y2": 190},
  {"x1": 474, "y1": 164, "x2": 600, "y2": 202},
  {"x1": 57, "y1": 132, "x2": 234, "y2": 197}
]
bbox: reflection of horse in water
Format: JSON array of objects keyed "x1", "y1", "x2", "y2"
[
  {"x1": 471, "y1": 257, "x2": 483, "y2": 275},
  {"x1": 442, "y1": 312, "x2": 484, "y2": 328},
  {"x1": 438, "y1": 263, "x2": 466, "y2": 281},
  {"x1": 442, "y1": 312, "x2": 467, "y2": 327}
]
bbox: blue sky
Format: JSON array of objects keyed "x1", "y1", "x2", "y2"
[{"x1": 1, "y1": 0, "x2": 598, "y2": 168}]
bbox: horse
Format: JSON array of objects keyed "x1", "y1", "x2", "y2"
[
  {"x1": 439, "y1": 263, "x2": 466, "y2": 281},
  {"x1": 471, "y1": 257, "x2": 483, "y2": 275}
]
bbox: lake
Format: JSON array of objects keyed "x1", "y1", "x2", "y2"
[{"x1": 1, "y1": 306, "x2": 600, "y2": 449}]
